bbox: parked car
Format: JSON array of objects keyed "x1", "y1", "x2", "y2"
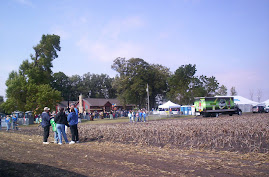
[
  {"x1": 252, "y1": 106, "x2": 267, "y2": 113},
  {"x1": 264, "y1": 106, "x2": 269, "y2": 113},
  {"x1": 0, "y1": 113, "x2": 6, "y2": 118}
]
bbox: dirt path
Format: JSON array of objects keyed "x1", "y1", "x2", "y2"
[{"x1": 0, "y1": 131, "x2": 268, "y2": 177}]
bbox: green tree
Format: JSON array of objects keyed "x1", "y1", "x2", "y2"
[
  {"x1": 230, "y1": 86, "x2": 237, "y2": 96},
  {"x1": 167, "y1": 64, "x2": 197, "y2": 105},
  {"x1": 20, "y1": 34, "x2": 61, "y2": 85},
  {"x1": 112, "y1": 57, "x2": 152, "y2": 108},
  {"x1": 216, "y1": 85, "x2": 228, "y2": 96},
  {"x1": 51, "y1": 72, "x2": 71, "y2": 100},
  {"x1": 69, "y1": 75, "x2": 83, "y2": 101},
  {"x1": 200, "y1": 75, "x2": 219, "y2": 96},
  {"x1": 3, "y1": 34, "x2": 62, "y2": 114},
  {"x1": 148, "y1": 64, "x2": 170, "y2": 108},
  {"x1": 0, "y1": 96, "x2": 4, "y2": 113}
]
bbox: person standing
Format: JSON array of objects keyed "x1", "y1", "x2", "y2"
[
  {"x1": 54, "y1": 108, "x2": 69, "y2": 145},
  {"x1": 139, "y1": 110, "x2": 143, "y2": 122},
  {"x1": 50, "y1": 117, "x2": 58, "y2": 144},
  {"x1": 67, "y1": 108, "x2": 79, "y2": 144},
  {"x1": 70, "y1": 103, "x2": 78, "y2": 116},
  {"x1": 128, "y1": 111, "x2": 132, "y2": 123},
  {"x1": 142, "y1": 111, "x2": 147, "y2": 122},
  {"x1": 132, "y1": 111, "x2": 136, "y2": 122},
  {"x1": 5, "y1": 115, "x2": 11, "y2": 131},
  {"x1": 12, "y1": 114, "x2": 18, "y2": 130},
  {"x1": 41, "y1": 107, "x2": 51, "y2": 144}
]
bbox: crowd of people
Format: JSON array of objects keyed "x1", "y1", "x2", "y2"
[
  {"x1": 0, "y1": 114, "x2": 19, "y2": 131},
  {"x1": 1, "y1": 106, "x2": 148, "y2": 144},
  {"x1": 82, "y1": 110, "x2": 130, "y2": 120},
  {"x1": 41, "y1": 103, "x2": 79, "y2": 145},
  {"x1": 128, "y1": 110, "x2": 148, "y2": 123}
]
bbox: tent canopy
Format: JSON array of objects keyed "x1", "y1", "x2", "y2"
[
  {"x1": 158, "y1": 101, "x2": 181, "y2": 109},
  {"x1": 215, "y1": 96, "x2": 259, "y2": 105},
  {"x1": 262, "y1": 99, "x2": 269, "y2": 106}
]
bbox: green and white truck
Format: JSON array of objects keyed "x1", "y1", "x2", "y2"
[{"x1": 194, "y1": 97, "x2": 242, "y2": 117}]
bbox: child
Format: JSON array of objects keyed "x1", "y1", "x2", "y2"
[
  {"x1": 128, "y1": 111, "x2": 133, "y2": 123},
  {"x1": 12, "y1": 114, "x2": 18, "y2": 130},
  {"x1": 50, "y1": 117, "x2": 58, "y2": 144}
]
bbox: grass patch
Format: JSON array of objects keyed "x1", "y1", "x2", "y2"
[{"x1": 80, "y1": 117, "x2": 130, "y2": 124}]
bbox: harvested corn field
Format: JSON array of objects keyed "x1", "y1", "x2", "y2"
[
  {"x1": 1, "y1": 113, "x2": 269, "y2": 176},
  {"x1": 78, "y1": 114, "x2": 269, "y2": 153}
]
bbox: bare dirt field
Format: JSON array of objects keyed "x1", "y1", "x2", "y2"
[{"x1": 0, "y1": 114, "x2": 269, "y2": 176}]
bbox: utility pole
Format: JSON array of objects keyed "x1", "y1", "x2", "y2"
[{"x1": 146, "y1": 83, "x2": 149, "y2": 112}]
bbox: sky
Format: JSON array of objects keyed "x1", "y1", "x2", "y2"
[{"x1": 0, "y1": 0, "x2": 269, "y2": 102}]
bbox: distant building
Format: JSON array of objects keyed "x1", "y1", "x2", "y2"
[{"x1": 56, "y1": 98, "x2": 134, "y2": 113}]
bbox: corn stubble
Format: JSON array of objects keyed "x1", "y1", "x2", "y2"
[{"x1": 79, "y1": 114, "x2": 269, "y2": 153}]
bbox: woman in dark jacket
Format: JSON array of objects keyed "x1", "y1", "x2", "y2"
[
  {"x1": 67, "y1": 108, "x2": 79, "y2": 144},
  {"x1": 54, "y1": 108, "x2": 69, "y2": 145}
]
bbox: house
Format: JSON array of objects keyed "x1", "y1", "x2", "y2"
[
  {"x1": 56, "y1": 100, "x2": 78, "y2": 112},
  {"x1": 81, "y1": 98, "x2": 134, "y2": 113},
  {"x1": 56, "y1": 97, "x2": 134, "y2": 113}
]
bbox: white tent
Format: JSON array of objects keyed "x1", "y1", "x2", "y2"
[
  {"x1": 158, "y1": 101, "x2": 181, "y2": 109},
  {"x1": 262, "y1": 99, "x2": 269, "y2": 107},
  {"x1": 215, "y1": 96, "x2": 259, "y2": 112}
]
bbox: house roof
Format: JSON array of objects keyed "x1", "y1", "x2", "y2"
[
  {"x1": 83, "y1": 98, "x2": 134, "y2": 107},
  {"x1": 58, "y1": 101, "x2": 78, "y2": 108},
  {"x1": 84, "y1": 98, "x2": 112, "y2": 107}
]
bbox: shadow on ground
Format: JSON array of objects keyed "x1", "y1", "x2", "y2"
[{"x1": 0, "y1": 159, "x2": 86, "y2": 177}]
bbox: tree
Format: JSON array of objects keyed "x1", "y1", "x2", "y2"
[
  {"x1": 112, "y1": 58, "x2": 153, "y2": 108},
  {"x1": 200, "y1": 76, "x2": 219, "y2": 96},
  {"x1": 257, "y1": 89, "x2": 262, "y2": 102},
  {"x1": 147, "y1": 64, "x2": 170, "y2": 108},
  {"x1": 51, "y1": 72, "x2": 71, "y2": 100},
  {"x1": 216, "y1": 85, "x2": 227, "y2": 96},
  {"x1": 3, "y1": 34, "x2": 62, "y2": 114},
  {"x1": 0, "y1": 96, "x2": 4, "y2": 113},
  {"x1": 230, "y1": 86, "x2": 237, "y2": 96},
  {"x1": 20, "y1": 34, "x2": 61, "y2": 85},
  {"x1": 167, "y1": 64, "x2": 197, "y2": 104}
]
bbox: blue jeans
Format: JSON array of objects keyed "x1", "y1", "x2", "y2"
[
  {"x1": 54, "y1": 131, "x2": 58, "y2": 143},
  {"x1": 56, "y1": 124, "x2": 69, "y2": 144},
  {"x1": 13, "y1": 122, "x2": 18, "y2": 130},
  {"x1": 143, "y1": 116, "x2": 146, "y2": 122},
  {"x1": 6, "y1": 122, "x2": 11, "y2": 131}
]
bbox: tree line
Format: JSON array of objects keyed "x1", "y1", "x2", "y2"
[{"x1": 1, "y1": 34, "x2": 238, "y2": 114}]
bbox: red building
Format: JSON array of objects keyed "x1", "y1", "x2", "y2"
[{"x1": 56, "y1": 98, "x2": 134, "y2": 113}]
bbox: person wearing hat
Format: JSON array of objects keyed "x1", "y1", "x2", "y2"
[{"x1": 41, "y1": 107, "x2": 51, "y2": 144}]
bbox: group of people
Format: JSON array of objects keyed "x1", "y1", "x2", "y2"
[
  {"x1": 41, "y1": 104, "x2": 79, "y2": 145},
  {"x1": 1, "y1": 114, "x2": 18, "y2": 131},
  {"x1": 128, "y1": 110, "x2": 147, "y2": 123}
]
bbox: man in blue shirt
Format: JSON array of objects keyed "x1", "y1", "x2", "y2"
[{"x1": 70, "y1": 103, "x2": 78, "y2": 116}]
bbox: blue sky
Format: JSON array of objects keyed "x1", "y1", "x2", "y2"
[{"x1": 0, "y1": 0, "x2": 269, "y2": 102}]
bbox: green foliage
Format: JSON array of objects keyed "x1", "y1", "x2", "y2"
[
  {"x1": 3, "y1": 34, "x2": 62, "y2": 114},
  {"x1": 0, "y1": 96, "x2": 4, "y2": 113},
  {"x1": 200, "y1": 75, "x2": 219, "y2": 96},
  {"x1": 112, "y1": 58, "x2": 149, "y2": 107},
  {"x1": 51, "y1": 72, "x2": 71, "y2": 100},
  {"x1": 230, "y1": 86, "x2": 237, "y2": 96},
  {"x1": 167, "y1": 65, "x2": 220, "y2": 105},
  {"x1": 167, "y1": 64, "x2": 198, "y2": 105},
  {"x1": 20, "y1": 34, "x2": 61, "y2": 84},
  {"x1": 26, "y1": 84, "x2": 61, "y2": 113},
  {"x1": 216, "y1": 85, "x2": 228, "y2": 96},
  {"x1": 52, "y1": 72, "x2": 117, "y2": 101},
  {"x1": 112, "y1": 58, "x2": 169, "y2": 108}
]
